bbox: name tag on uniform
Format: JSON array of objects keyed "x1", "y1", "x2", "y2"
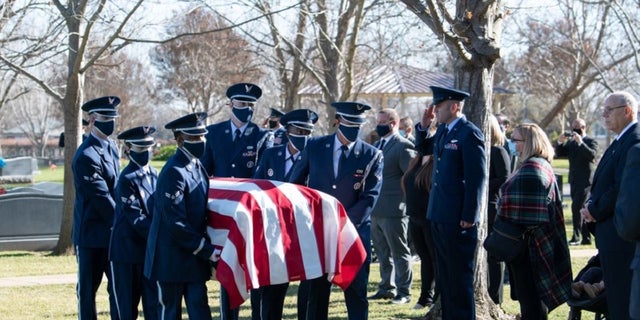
[{"x1": 444, "y1": 142, "x2": 458, "y2": 150}]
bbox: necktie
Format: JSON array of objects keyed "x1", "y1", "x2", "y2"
[
  {"x1": 143, "y1": 168, "x2": 151, "y2": 186},
  {"x1": 439, "y1": 127, "x2": 449, "y2": 148},
  {"x1": 338, "y1": 145, "x2": 348, "y2": 176},
  {"x1": 378, "y1": 139, "x2": 386, "y2": 150},
  {"x1": 234, "y1": 129, "x2": 241, "y2": 141}
]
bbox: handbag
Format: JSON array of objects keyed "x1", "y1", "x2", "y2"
[{"x1": 483, "y1": 217, "x2": 526, "y2": 262}]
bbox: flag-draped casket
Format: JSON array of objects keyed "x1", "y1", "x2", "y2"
[{"x1": 206, "y1": 178, "x2": 366, "y2": 308}]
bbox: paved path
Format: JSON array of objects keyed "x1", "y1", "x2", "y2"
[{"x1": 0, "y1": 249, "x2": 598, "y2": 288}]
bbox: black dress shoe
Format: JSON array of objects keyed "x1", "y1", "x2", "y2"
[
  {"x1": 368, "y1": 291, "x2": 395, "y2": 300},
  {"x1": 580, "y1": 239, "x2": 592, "y2": 245}
]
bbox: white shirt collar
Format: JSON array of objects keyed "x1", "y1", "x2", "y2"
[
  {"x1": 334, "y1": 134, "x2": 355, "y2": 152},
  {"x1": 616, "y1": 120, "x2": 638, "y2": 140}
]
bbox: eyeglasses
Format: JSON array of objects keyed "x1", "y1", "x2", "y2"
[{"x1": 601, "y1": 105, "x2": 627, "y2": 115}]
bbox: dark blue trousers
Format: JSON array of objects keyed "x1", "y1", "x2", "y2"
[
  {"x1": 156, "y1": 280, "x2": 211, "y2": 320},
  {"x1": 110, "y1": 261, "x2": 158, "y2": 320},
  {"x1": 298, "y1": 223, "x2": 371, "y2": 320},
  {"x1": 600, "y1": 249, "x2": 634, "y2": 320},
  {"x1": 76, "y1": 246, "x2": 119, "y2": 320},
  {"x1": 431, "y1": 223, "x2": 477, "y2": 320},
  {"x1": 220, "y1": 286, "x2": 239, "y2": 320},
  {"x1": 250, "y1": 283, "x2": 289, "y2": 320}
]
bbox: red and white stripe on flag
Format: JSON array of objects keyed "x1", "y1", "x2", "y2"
[{"x1": 206, "y1": 178, "x2": 366, "y2": 309}]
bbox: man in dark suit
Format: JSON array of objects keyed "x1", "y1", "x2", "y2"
[
  {"x1": 615, "y1": 142, "x2": 640, "y2": 320},
  {"x1": 110, "y1": 126, "x2": 158, "y2": 320},
  {"x1": 144, "y1": 113, "x2": 217, "y2": 320},
  {"x1": 414, "y1": 86, "x2": 487, "y2": 320},
  {"x1": 72, "y1": 96, "x2": 121, "y2": 320},
  {"x1": 201, "y1": 82, "x2": 273, "y2": 179},
  {"x1": 581, "y1": 91, "x2": 640, "y2": 320},
  {"x1": 289, "y1": 102, "x2": 383, "y2": 320},
  {"x1": 369, "y1": 108, "x2": 416, "y2": 304},
  {"x1": 252, "y1": 108, "x2": 318, "y2": 320},
  {"x1": 556, "y1": 117, "x2": 598, "y2": 245}
]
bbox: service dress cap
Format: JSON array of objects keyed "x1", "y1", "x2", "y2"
[
  {"x1": 164, "y1": 112, "x2": 208, "y2": 136},
  {"x1": 226, "y1": 83, "x2": 262, "y2": 102},
  {"x1": 331, "y1": 101, "x2": 372, "y2": 125},
  {"x1": 280, "y1": 109, "x2": 319, "y2": 131},
  {"x1": 117, "y1": 126, "x2": 156, "y2": 147},
  {"x1": 429, "y1": 86, "x2": 470, "y2": 106},
  {"x1": 81, "y1": 96, "x2": 121, "y2": 117},
  {"x1": 269, "y1": 107, "x2": 286, "y2": 118}
]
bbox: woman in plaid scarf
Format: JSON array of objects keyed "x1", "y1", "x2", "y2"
[{"x1": 498, "y1": 123, "x2": 572, "y2": 319}]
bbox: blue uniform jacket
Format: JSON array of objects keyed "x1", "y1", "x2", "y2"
[
  {"x1": 109, "y1": 162, "x2": 157, "y2": 264},
  {"x1": 288, "y1": 134, "x2": 383, "y2": 228},
  {"x1": 201, "y1": 120, "x2": 272, "y2": 178},
  {"x1": 72, "y1": 134, "x2": 120, "y2": 248},
  {"x1": 144, "y1": 148, "x2": 215, "y2": 282},
  {"x1": 253, "y1": 144, "x2": 297, "y2": 181},
  {"x1": 420, "y1": 117, "x2": 487, "y2": 224}
]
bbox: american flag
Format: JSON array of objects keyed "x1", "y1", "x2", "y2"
[{"x1": 206, "y1": 178, "x2": 366, "y2": 309}]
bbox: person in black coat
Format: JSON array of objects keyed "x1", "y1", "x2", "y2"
[
  {"x1": 581, "y1": 91, "x2": 640, "y2": 320},
  {"x1": 556, "y1": 117, "x2": 598, "y2": 245},
  {"x1": 486, "y1": 115, "x2": 511, "y2": 304},
  {"x1": 401, "y1": 151, "x2": 437, "y2": 310},
  {"x1": 615, "y1": 143, "x2": 640, "y2": 320}
]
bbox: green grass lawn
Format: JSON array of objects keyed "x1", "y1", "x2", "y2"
[
  {"x1": 0, "y1": 157, "x2": 595, "y2": 318},
  {"x1": 0, "y1": 250, "x2": 592, "y2": 319}
]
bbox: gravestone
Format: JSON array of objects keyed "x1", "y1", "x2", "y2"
[
  {"x1": 0, "y1": 182, "x2": 63, "y2": 251},
  {"x1": 1, "y1": 157, "x2": 37, "y2": 176}
]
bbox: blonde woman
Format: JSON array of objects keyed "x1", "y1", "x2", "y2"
[
  {"x1": 498, "y1": 123, "x2": 571, "y2": 319},
  {"x1": 486, "y1": 115, "x2": 511, "y2": 304}
]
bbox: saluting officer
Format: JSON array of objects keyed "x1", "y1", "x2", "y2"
[
  {"x1": 110, "y1": 126, "x2": 158, "y2": 320},
  {"x1": 265, "y1": 107, "x2": 288, "y2": 146},
  {"x1": 252, "y1": 108, "x2": 318, "y2": 320},
  {"x1": 201, "y1": 82, "x2": 273, "y2": 178},
  {"x1": 289, "y1": 102, "x2": 383, "y2": 320},
  {"x1": 72, "y1": 96, "x2": 121, "y2": 320},
  {"x1": 144, "y1": 113, "x2": 217, "y2": 320},
  {"x1": 415, "y1": 86, "x2": 487, "y2": 320}
]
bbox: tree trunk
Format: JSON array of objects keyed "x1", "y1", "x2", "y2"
[{"x1": 52, "y1": 4, "x2": 83, "y2": 255}]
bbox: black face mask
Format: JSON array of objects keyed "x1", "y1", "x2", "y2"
[
  {"x1": 572, "y1": 128, "x2": 583, "y2": 136},
  {"x1": 268, "y1": 120, "x2": 279, "y2": 129}
]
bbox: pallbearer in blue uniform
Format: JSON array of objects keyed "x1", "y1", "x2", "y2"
[
  {"x1": 201, "y1": 82, "x2": 273, "y2": 320},
  {"x1": 289, "y1": 102, "x2": 383, "y2": 320},
  {"x1": 254, "y1": 108, "x2": 318, "y2": 181},
  {"x1": 144, "y1": 113, "x2": 217, "y2": 320},
  {"x1": 110, "y1": 126, "x2": 158, "y2": 320},
  {"x1": 72, "y1": 96, "x2": 121, "y2": 320},
  {"x1": 414, "y1": 86, "x2": 487, "y2": 320},
  {"x1": 252, "y1": 108, "x2": 318, "y2": 320},
  {"x1": 265, "y1": 107, "x2": 288, "y2": 146},
  {"x1": 201, "y1": 82, "x2": 273, "y2": 178}
]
